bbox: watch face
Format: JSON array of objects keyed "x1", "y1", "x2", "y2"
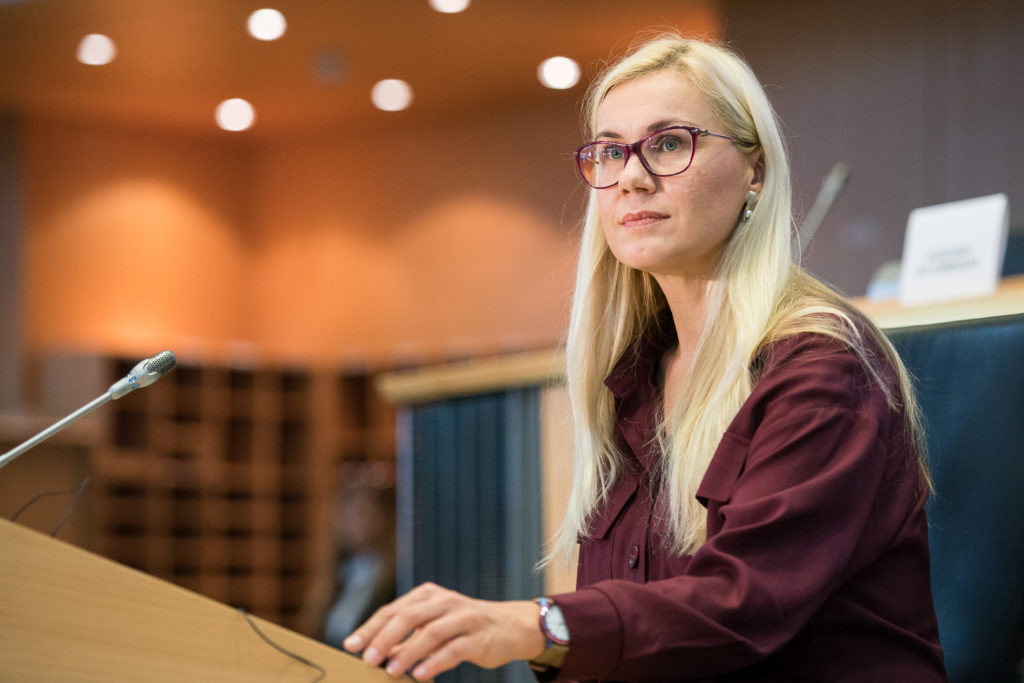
[{"x1": 544, "y1": 604, "x2": 570, "y2": 644}]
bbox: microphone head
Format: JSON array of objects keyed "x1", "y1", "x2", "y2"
[
  {"x1": 108, "y1": 350, "x2": 178, "y2": 398},
  {"x1": 144, "y1": 350, "x2": 178, "y2": 378}
]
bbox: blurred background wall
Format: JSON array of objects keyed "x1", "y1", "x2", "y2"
[
  {"x1": 726, "y1": 0, "x2": 1024, "y2": 294},
  {"x1": 2, "y1": 0, "x2": 723, "y2": 375}
]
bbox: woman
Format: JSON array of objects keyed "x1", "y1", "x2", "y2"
[{"x1": 344, "y1": 34, "x2": 946, "y2": 681}]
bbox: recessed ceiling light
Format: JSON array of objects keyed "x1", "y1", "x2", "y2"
[
  {"x1": 371, "y1": 80, "x2": 413, "y2": 112},
  {"x1": 215, "y1": 98, "x2": 256, "y2": 131},
  {"x1": 247, "y1": 8, "x2": 287, "y2": 41},
  {"x1": 538, "y1": 56, "x2": 580, "y2": 90},
  {"x1": 77, "y1": 34, "x2": 117, "y2": 66},
  {"x1": 429, "y1": 0, "x2": 470, "y2": 13}
]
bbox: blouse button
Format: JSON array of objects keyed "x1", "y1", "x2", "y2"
[{"x1": 627, "y1": 544, "x2": 639, "y2": 569}]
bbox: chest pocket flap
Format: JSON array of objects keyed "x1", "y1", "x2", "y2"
[
  {"x1": 584, "y1": 475, "x2": 638, "y2": 540},
  {"x1": 696, "y1": 431, "x2": 749, "y2": 507}
]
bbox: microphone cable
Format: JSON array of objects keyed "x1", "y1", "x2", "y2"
[
  {"x1": 238, "y1": 608, "x2": 327, "y2": 682},
  {"x1": 9, "y1": 475, "x2": 91, "y2": 538}
]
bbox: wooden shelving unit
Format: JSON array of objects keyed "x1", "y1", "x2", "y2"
[{"x1": 82, "y1": 355, "x2": 395, "y2": 634}]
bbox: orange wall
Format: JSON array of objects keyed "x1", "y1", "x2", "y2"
[
  {"x1": 248, "y1": 106, "x2": 584, "y2": 366},
  {"x1": 18, "y1": 0, "x2": 728, "y2": 371},
  {"x1": 24, "y1": 121, "x2": 251, "y2": 361},
  {"x1": 23, "y1": 100, "x2": 584, "y2": 368}
]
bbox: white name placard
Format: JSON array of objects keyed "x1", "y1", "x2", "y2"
[{"x1": 898, "y1": 193, "x2": 1009, "y2": 306}]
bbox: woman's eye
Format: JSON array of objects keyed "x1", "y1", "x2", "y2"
[
  {"x1": 601, "y1": 145, "x2": 625, "y2": 161},
  {"x1": 651, "y1": 136, "x2": 683, "y2": 153}
]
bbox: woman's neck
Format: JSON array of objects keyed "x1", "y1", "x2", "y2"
[
  {"x1": 655, "y1": 272, "x2": 713, "y2": 361},
  {"x1": 653, "y1": 272, "x2": 715, "y2": 421}
]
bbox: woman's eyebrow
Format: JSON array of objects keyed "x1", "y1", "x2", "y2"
[
  {"x1": 593, "y1": 120, "x2": 697, "y2": 140},
  {"x1": 647, "y1": 119, "x2": 685, "y2": 133}
]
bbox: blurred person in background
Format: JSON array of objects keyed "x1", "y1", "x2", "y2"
[{"x1": 307, "y1": 461, "x2": 396, "y2": 649}]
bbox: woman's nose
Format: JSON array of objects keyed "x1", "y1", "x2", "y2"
[{"x1": 618, "y1": 152, "x2": 655, "y2": 193}]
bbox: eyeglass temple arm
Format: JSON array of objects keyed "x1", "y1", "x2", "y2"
[{"x1": 700, "y1": 129, "x2": 741, "y2": 143}]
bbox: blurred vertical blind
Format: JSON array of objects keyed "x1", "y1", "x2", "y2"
[{"x1": 397, "y1": 388, "x2": 544, "y2": 683}]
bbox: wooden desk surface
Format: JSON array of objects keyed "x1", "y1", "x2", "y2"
[
  {"x1": 849, "y1": 273, "x2": 1024, "y2": 329},
  {"x1": 0, "y1": 519, "x2": 411, "y2": 682}
]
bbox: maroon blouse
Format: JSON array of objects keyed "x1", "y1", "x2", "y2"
[{"x1": 551, "y1": 324, "x2": 946, "y2": 682}]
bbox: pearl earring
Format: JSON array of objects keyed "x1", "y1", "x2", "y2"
[{"x1": 742, "y1": 190, "x2": 758, "y2": 221}]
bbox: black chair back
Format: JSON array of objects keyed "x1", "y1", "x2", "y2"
[{"x1": 887, "y1": 313, "x2": 1024, "y2": 682}]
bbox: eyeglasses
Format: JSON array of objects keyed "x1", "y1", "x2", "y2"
[{"x1": 573, "y1": 125, "x2": 740, "y2": 189}]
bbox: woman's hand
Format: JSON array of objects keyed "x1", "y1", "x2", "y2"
[{"x1": 343, "y1": 582, "x2": 544, "y2": 680}]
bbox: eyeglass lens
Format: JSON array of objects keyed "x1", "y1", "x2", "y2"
[{"x1": 578, "y1": 128, "x2": 696, "y2": 188}]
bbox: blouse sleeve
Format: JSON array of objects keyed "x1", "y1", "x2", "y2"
[{"x1": 550, "y1": 338, "x2": 919, "y2": 681}]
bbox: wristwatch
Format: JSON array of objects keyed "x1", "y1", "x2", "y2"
[{"x1": 529, "y1": 597, "x2": 570, "y2": 680}]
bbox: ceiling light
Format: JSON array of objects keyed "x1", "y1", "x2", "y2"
[
  {"x1": 76, "y1": 34, "x2": 117, "y2": 66},
  {"x1": 371, "y1": 80, "x2": 413, "y2": 112},
  {"x1": 429, "y1": 0, "x2": 470, "y2": 13},
  {"x1": 247, "y1": 8, "x2": 287, "y2": 41},
  {"x1": 538, "y1": 56, "x2": 580, "y2": 90},
  {"x1": 215, "y1": 98, "x2": 256, "y2": 131}
]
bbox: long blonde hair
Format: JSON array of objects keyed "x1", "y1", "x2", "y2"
[{"x1": 550, "y1": 34, "x2": 926, "y2": 561}]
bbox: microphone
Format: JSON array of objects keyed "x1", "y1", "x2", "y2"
[
  {"x1": 0, "y1": 351, "x2": 177, "y2": 471},
  {"x1": 106, "y1": 350, "x2": 178, "y2": 399},
  {"x1": 797, "y1": 162, "x2": 849, "y2": 256}
]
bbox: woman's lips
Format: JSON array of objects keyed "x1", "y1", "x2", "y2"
[{"x1": 620, "y1": 211, "x2": 669, "y2": 227}]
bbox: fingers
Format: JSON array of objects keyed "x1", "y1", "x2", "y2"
[
  {"x1": 344, "y1": 583, "x2": 436, "y2": 658},
  {"x1": 343, "y1": 582, "x2": 464, "y2": 676},
  {"x1": 342, "y1": 584, "x2": 539, "y2": 681},
  {"x1": 406, "y1": 633, "x2": 473, "y2": 681},
  {"x1": 382, "y1": 609, "x2": 467, "y2": 678}
]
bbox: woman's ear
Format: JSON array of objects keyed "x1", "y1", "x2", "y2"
[{"x1": 750, "y1": 152, "x2": 765, "y2": 193}]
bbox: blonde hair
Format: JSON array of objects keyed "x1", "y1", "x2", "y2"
[{"x1": 549, "y1": 34, "x2": 926, "y2": 561}]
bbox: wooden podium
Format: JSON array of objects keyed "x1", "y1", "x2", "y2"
[{"x1": 0, "y1": 519, "x2": 406, "y2": 681}]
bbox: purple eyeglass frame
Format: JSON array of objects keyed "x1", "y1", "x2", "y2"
[{"x1": 573, "y1": 125, "x2": 740, "y2": 189}]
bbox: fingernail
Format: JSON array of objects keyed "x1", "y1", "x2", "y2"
[
  {"x1": 386, "y1": 661, "x2": 402, "y2": 676},
  {"x1": 343, "y1": 634, "x2": 363, "y2": 651},
  {"x1": 363, "y1": 647, "x2": 381, "y2": 666},
  {"x1": 413, "y1": 665, "x2": 428, "y2": 680}
]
